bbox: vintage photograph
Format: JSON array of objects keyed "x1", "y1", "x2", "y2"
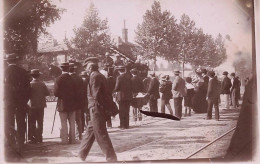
[{"x1": 1, "y1": 0, "x2": 258, "y2": 163}]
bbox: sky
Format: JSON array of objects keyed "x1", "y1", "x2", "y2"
[{"x1": 47, "y1": 0, "x2": 253, "y2": 72}]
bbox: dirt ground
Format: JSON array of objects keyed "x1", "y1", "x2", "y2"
[{"x1": 16, "y1": 96, "x2": 240, "y2": 163}]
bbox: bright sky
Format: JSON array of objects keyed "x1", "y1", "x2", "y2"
[{"x1": 47, "y1": 0, "x2": 252, "y2": 72}]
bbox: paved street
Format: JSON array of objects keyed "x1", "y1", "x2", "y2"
[{"x1": 20, "y1": 98, "x2": 240, "y2": 163}]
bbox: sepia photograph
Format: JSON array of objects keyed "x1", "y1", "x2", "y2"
[{"x1": 1, "y1": 0, "x2": 259, "y2": 163}]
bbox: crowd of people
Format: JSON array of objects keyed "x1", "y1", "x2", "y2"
[{"x1": 4, "y1": 52, "x2": 243, "y2": 162}]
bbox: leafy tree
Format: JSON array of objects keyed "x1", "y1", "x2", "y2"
[
  {"x1": 4, "y1": 0, "x2": 64, "y2": 57},
  {"x1": 72, "y1": 3, "x2": 112, "y2": 59},
  {"x1": 135, "y1": 1, "x2": 179, "y2": 70}
]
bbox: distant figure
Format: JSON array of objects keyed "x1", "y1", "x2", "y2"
[
  {"x1": 159, "y1": 75, "x2": 173, "y2": 115},
  {"x1": 54, "y1": 62, "x2": 77, "y2": 144},
  {"x1": 130, "y1": 68, "x2": 144, "y2": 121},
  {"x1": 103, "y1": 52, "x2": 114, "y2": 69},
  {"x1": 221, "y1": 71, "x2": 232, "y2": 109},
  {"x1": 114, "y1": 54, "x2": 124, "y2": 66},
  {"x1": 206, "y1": 71, "x2": 220, "y2": 120},
  {"x1": 230, "y1": 73, "x2": 240, "y2": 108},
  {"x1": 172, "y1": 70, "x2": 186, "y2": 119},
  {"x1": 106, "y1": 69, "x2": 116, "y2": 128},
  {"x1": 114, "y1": 66, "x2": 133, "y2": 129},
  {"x1": 79, "y1": 71, "x2": 89, "y2": 129},
  {"x1": 236, "y1": 76, "x2": 241, "y2": 100},
  {"x1": 201, "y1": 69, "x2": 209, "y2": 100},
  {"x1": 147, "y1": 72, "x2": 160, "y2": 112},
  {"x1": 49, "y1": 63, "x2": 62, "y2": 79},
  {"x1": 184, "y1": 77, "x2": 195, "y2": 116},
  {"x1": 28, "y1": 69, "x2": 50, "y2": 143},
  {"x1": 69, "y1": 63, "x2": 84, "y2": 140}
]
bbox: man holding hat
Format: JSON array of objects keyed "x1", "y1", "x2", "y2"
[
  {"x1": 221, "y1": 71, "x2": 232, "y2": 109},
  {"x1": 28, "y1": 69, "x2": 50, "y2": 143},
  {"x1": 147, "y1": 72, "x2": 160, "y2": 112},
  {"x1": 54, "y1": 62, "x2": 77, "y2": 144},
  {"x1": 4, "y1": 53, "x2": 31, "y2": 153},
  {"x1": 206, "y1": 71, "x2": 220, "y2": 120},
  {"x1": 114, "y1": 65, "x2": 133, "y2": 128},
  {"x1": 79, "y1": 57, "x2": 117, "y2": 162},
  {"x1": 172, "y1": 70, "x2": 186, "y2": 119}
]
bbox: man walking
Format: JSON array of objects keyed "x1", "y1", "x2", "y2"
[
  {"x1": 206, "y1": 71, "x2": 220, "y2": 120},
  {"x1": 114, "y1": 66, "x2": 133, "y2": 129},
  {"x1": 78, "y1": 57, "x2": 117, "y2": 162},
  {"x1": 172, "y1": 70, "x2": 186, "y2": 119},
  {"x1": 54, "y1": 62, "x2": 77, "y2": 144},
  {"x1": 4, "y1": 53, "x2": 31, "y2": 154},
  {"x1": 221, "y1": 71, "x2": 232, "y2": 109},
  {"x1": 147, "y1": 72, "x2": 160, "y2": 112}
]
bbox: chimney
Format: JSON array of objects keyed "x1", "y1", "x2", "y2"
[{"x1": 122, "y1": 20, "x2": 128, "y2": 43}]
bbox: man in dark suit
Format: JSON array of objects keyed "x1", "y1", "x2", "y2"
[
  {"x1": 106, "y1": 69, "x2": 116, "y2": 128},
  {"x1": 4, "y1": 54, "x2": 31, "y2": 153},
  {"x1": 54, "y1": 62, "x2": 77, "y2": 144},
  {"x1": 114, "y1": 66, "x2": 133, "y2": 129},
  {"x1": 206, "y1": 71, "x2": 220, "y2": 120},
  {"x1": 160, "y1": 75, "x2": 173, "y2": 115},
  {"x1": 172, "y1": 70, "x2": 186, "y2": 119},
  {"x1": 230, "y1": 73, "x2": 240, "y2": 108},
  {"x1": 147, "y1": 72, "x2": 160, "y2": 112},
  {"x1": 201, "y1": 68, "x2": 209, "y2": 96},
  {"x1": 79, "y1": 57, "x2": 117, "y2": 162},
  {"x1": 130, "y1": 68, "x2": 144, "y2": 121},
  {"x1": 221, "y1": 71, "x2": 232, "y2": 109},
  {"x1": 80, "y1": 71, "x2": 90, "y2": 130},
  {"x1": 69, "y1": 62, "x2": 84, "y2": 140}
]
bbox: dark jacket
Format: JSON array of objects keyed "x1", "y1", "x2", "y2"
[
  {"x1": 87, "y1": 71, "x2": 109, "y2": 108},
  {"x1": 160, "y1": 80, "x2": 173, "y2": 100},
  {"x1": 147, "y1": 77, "x2": 160, "y2": 99},
  {"x1": 54, "y1": 73, "x2": 77, "y2": 112},
  {"x1": 114, "y1": 73, "x2": 133, "y2": 101},
  {"x1": 4, "y1": 64, "x2": 31, "y2": 108},
  {"x1": 70, "y1": 73, "x2": 84, "y2": 110},
  {"x1": 207, "y1": 77, "x2": 220, "y2": 100},
  {"x1": 106, "y1": 76, "x2": 116, "y2": 95},
  {"x1": 203, "y1": 75, "x2": 209, "y2": 94},
  {"x1": 29, "y1": 79, "x2": 50, "y2": 108},
  {"x1": 143, "y1": 77, "x2": 151, "y2": 93},
  {"x1": 231, "y1": 78, "x2": 240, "y2": 93},
  {"x1": 131, "y1": 75, "x2": 144, "y2": 94},
  {"x1": 221, "y1": 76, "x2": 232, "y2": 94},
  {"x1": 82, "y1": 76, "x2": 89, "y2": 113},
  {"x1": 103, "y1": 56, "x2": 114, "y2": 68}
]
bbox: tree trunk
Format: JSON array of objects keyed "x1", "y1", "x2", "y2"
[{"x1": 153, "y1": 56, "x2": 157, "y2": 72}]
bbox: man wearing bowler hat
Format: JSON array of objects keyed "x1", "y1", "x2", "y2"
[
  {"x1": 147, "y1": 72, "x2": 160, "y2": 112},
  {"x1": 114, "y1": 65, "x2": 133, "y2": 128},
  {"x1": 4, "y1": 53, "x2": 31, "y2": 154},
  {"x1": 28, "y1": 69, "x2": 50, "y2": 143},
  {"x1": 230, "y1": 73, "x2": 240, "y2": 108},
  {"x1": 54, "y1": 62, "x2": 77, "y2": 144},
  {"x1": 172, "y1": 70, "x2": 186, "y2": 119},
  {"x1": 79, "y1": 57, "x2": 117, "y2": 162},
  {"x1": 221, "y1": 71, "x2": 232, "y2": 109}
]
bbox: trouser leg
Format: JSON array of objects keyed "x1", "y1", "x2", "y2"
[
  {"x1": 68, "y1": 111, "x2": 76, "y2": 143},
  {"x1": 4, "y1": 108, "x2": 16, "y2": 146},
  {"x1": 207, "y1": 99, "x2": 213, "y2": 119},
  {"x1": 15, "y1": 108, "x2": 26, "y2": 146},
  {"x1": 161, "y1": 99, "x2": 166, "y2": 113},
  {"x1": 76, "y1": 110, "x2": 82, "y2": 139},
  {"x1": 81, "y1": 110, "x2": 85, "y2": 132},
  {"x1": 118, "y1": 102, "x2": 124, "y2": 128},
  {"x1": 214, "y1": 100, "x2": 220, "y2": 120},
  {"x1": 36, "y1": 108, "x2": 44, "y2": 142},
  {"x1": 138, "y1": 108, "x2": 142, "y2": 121},
  {"x1": 106, "y1": 117, "x2": 112, "y2": 128},
  {"x1": 165, "y1": 99, "x2": 173, "y2": 115},
  {"x1": 92, "y1": 110, "x2": 117, "y2": 162},
  {"x1": 59, "y1": 112, "x2": 69, "y2": 143},
  {"x1": 174, "y1": 98, "x2": 183, "y2": 118},
  {"x1": 133, "y1": 107, "x2": 137, "y2": 121},
  {"x1": 28, "y1": 109, "x2": 35, "y2": 141},
  {"x1": 125, "y1": 102, "x2": 130, "y2": 128},
  {"x1": 78, "y1": 124, "x2": 95, "y2": 160},
  {"x1": 224, "y1": 94, "x2": 230, "y2": 109}
]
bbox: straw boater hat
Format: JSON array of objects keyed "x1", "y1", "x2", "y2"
[
  {"x1": 173, "y1": 69, "x2": 181, "y2": 75},
  {"x1": 30, "y1": 69, "x2": 42, "y2": 75}
]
